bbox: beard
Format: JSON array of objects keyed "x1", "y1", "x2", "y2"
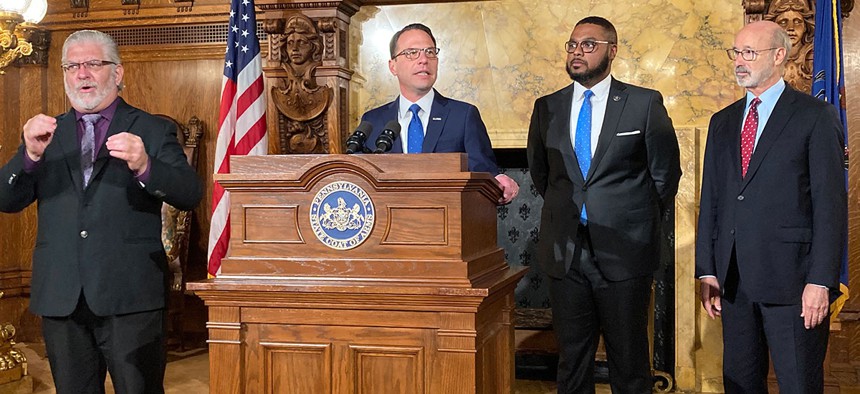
[
  {"x1": 64, "y1": 73, "x2": 116, "y2": 112},
  {"x1": 734, "y1": 65, "x2": 770, "y2": 89},
  {"x1": 567, "y1": 53, "x2": 611, "y2": 85}
]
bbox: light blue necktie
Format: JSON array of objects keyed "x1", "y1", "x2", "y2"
[
  {"x1": 81, "y1": 114, "x2": 101, "y2": 187},
  {"x1": 407, "y1": 104, "x2": 424, "y2": 154},
  {"x1": 574, "y1": 90, "x2": 594, "y2": 224}
]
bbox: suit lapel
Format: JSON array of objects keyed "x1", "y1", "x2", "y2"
[
  {"x1": 726, "y1": 99, "x2": 745, "y2": 180},
  {"x1": 742, "y1": 88, "x2": 796, "y2": 189},
  {"x1": 91, "y1": 98, "x2": 139, "y2": 183},
  {"x1": 423, "y1": 90, "x2": 449, "y2": 153},
  {"x1": 56, "y1": 109, "x2": 84, "y2": 192},
  {"x1": 384, "y1": 100, "x2": 403, "y2": 153},
  {"x1": 549, "y1": 84, "x2": 585, "y2": 185},
  {"x1": 588, "y1": 78, "x2": 627, "y2": 181}
]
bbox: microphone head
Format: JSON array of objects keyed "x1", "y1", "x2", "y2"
[
  {"x1": 374, "y1": 120, "x2": 401, "y2": 153},
  {"x1": 356, "y1": 120, "x2": 374, "y2": 135},
  {"x1": 383, "y1": 120, "x2": 401, "y2": 134},
  {"x1": 345, "y1": 121, "x2": 374, "y2": 154}
]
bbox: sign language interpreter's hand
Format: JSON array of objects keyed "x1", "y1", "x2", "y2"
[
  {"x1": 106, "y1": 132, "x2": 149, "y2": 175},
  {"x1": 23, "y1": 114, "x2": 58, "y2": 162}
]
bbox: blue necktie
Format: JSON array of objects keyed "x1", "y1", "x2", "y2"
[
  {"x1": 81, "y1": 114, "x2": 101, "y2": 187},
  {"x1": 574, "y1": 90, "x2": 594, "y2": 224},
  {"x1": 407, "y1": 104, "x2": 424, "y2": 154}
]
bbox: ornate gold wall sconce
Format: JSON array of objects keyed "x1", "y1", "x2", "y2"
[{"x1": 0, "y1": 0, "x2": 47, "y2": 74}]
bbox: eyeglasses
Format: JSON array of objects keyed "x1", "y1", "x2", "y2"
[
  {"x1": 393, "y1": 47, "x2": 440, "y2": 61},
  {"x1": 726, "y1": 47, "x2": 778, "y2": 61},
  {"x1": 61, "y1": 60, "x2": 117, "y2": 73},
  {"x1": 565, "y1": 40, "x2": 614, "y2": 54}
]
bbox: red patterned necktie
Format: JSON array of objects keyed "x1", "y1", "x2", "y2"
[{"x1": 740, "y1": 98, "x2": 761, "y2": 178}]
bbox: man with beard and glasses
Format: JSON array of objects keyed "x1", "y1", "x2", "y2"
[
  {"x1": 696, "y1": 21, "x2": 845, "y2": 393},
  {"x1": 360, "y1": 23, "x2": 518, "y2": 204},
  {"x1": 0, "y1": 30, "x2": 202, "y2": 393},
  {"x1": 527, "y1": 16, "x2": 681, "y2": 393}
]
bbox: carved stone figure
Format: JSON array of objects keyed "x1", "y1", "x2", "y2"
[
  {"x1": 765, "y1": 0, "x2": 814, "y2": 93},
  {"x1": 269, "y1": 14, "x2": 333, "y2": 153}
]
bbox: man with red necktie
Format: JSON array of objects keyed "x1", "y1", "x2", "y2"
[{"x1": 696, "y1": 20, "x2": 846, "y2": 393}]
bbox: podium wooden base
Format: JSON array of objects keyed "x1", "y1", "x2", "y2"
[{"x1": 191, "y1": 267, "x2": 526, "y2": 393}]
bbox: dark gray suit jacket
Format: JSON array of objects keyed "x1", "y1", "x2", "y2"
[
  {"x1": 695, "y1": 86, "x2": 846, "y2": 304},
  {"x1": 0, "y1": 98, "x2": 202, "y2": 317},
  {"x1": 527, "y1": 78, "x2": 681, "y2": 280}
]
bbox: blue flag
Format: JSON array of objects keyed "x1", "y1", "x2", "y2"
[{"x1": 812, "y1": 0, "x2": 849, "y2": 322}]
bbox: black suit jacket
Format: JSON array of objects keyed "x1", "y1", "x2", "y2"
[
  {"x1": 528, "y1": 78, "x2": 681, "y2": 280},
  {"x1": 0, "y1": 98, "x2": 203, "y2": 317},
  {"x1": 695, "y1": 86, "x2": 846, "y2": 304},
  {"x1": 360, "y1": 90, "x2": 500, "y2": 174}
]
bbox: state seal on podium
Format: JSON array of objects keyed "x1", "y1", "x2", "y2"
[{"x1": 309, "y1": 181, "x2": 375, "y2": 250}]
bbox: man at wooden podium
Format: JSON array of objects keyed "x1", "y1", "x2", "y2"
[
  {"x1": 527, "y1": 16, "x2": 681, "y2": 393},
  {"x1": 0, "y1": 30, "x2": 202, "y2": 393},
  {"x1": 359, "y1": 23, "x2": 519, "y2": 204}
]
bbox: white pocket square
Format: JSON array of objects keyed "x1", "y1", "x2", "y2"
[{"x1": 616, "y1": 130, "x2": 641, "y2": 136}]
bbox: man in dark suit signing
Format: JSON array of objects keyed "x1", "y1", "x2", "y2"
[
  {"x1": 696, "y1": 21, "x2": 846, "y2": 393},
  {"x1": 360, "y1": 23, "x2": 518, "y2": 204},
  {"x1": 527, "y1": 16, "x2": 681, "y2": 394},
  {"x1": 0, "y1": 30, "x2": 202, "y2": 393}
]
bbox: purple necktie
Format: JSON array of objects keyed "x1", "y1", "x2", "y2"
[{"x1": 81, "y1": 114, "x2": 101, "y2": 187}]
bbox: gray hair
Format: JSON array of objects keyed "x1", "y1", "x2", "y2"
[
  {"x1": 772, "y1": 26, "x2": 792, "y2": 55},
  {"x1": 62, "y1": 30, "x2": 122, "y2": 65}
]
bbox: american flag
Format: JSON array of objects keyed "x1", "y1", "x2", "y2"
[{"x1": 207, "y1": 0, "x2": 267, "y2": 277}]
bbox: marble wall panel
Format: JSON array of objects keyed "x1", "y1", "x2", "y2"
[{"x1": 349, "y1": 0, "x2": 745, "y2": 148}]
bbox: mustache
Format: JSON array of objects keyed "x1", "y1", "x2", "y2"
[
  {"x1": 735, "y1": 66, "x2": 750, "y2": 74},
  {"x1": 73, "y1": 81, "x2": 97, "y2": 89}
]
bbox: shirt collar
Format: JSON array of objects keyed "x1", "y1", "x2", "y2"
[
  {"x1": 398, "y1": 89, "x2": 435, "y2": 117},
  {"x1": 75, "y1": 97, "x2": 120, "y2": 124},
  {"x1": 573, "y1": 74, "x2": 612, "y2": 102},
  {"x1": 746, "y1": 78, "x2": 786, "y2": 107}
]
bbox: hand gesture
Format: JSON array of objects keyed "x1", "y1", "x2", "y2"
[
  {"x1": 22, "y1": 114, "x2": 58, "y2": 161},
  {"x1": 106, "y1": 132, "x2": 149, "y2": 174}
]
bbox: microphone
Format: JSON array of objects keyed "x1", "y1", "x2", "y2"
[
  {"x1": 374, "y1": 120, "x2": 401, "y2": 153},
  {"x1": 345, "y1": 121, "x2": 373, "y2": 154}
]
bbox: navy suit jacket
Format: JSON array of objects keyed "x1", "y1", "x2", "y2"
[
  {"x1": 360, "y1": 90, "x2": 500, "y2": 174},
  {"x1": 0, "y1": 98, "x2": 203, "y2": 317},
  {"x1": 528, "y1": 78, "x2": 681, "y2": 280},
  {"x1": 695, "y1": 86, "x2": 846, "y2": 304}
]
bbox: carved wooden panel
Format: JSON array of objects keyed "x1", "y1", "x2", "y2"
[
  {"x1": 351, "y1": 345, "x2": 424, "y2": 394},
  {"x1": 264, "y1": 343, "x2": 332, "y2": 393}
]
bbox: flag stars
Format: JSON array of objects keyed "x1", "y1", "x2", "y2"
[
  {"x1": 229, "y1": 9, "x2": 235, "y2": 18},
  {"x1": 225, "y1": 60, "x2": 233, "y2": 68},
  {"x1": 242, "y1": 13, "x2": 249, "y2": 22},
  {"x1": 231, "y1": 25, "x2": 238, "y2": 33},
  {"x1": 241, "y1": 45, "x2": 249, "y2": 53},
  {"x1": 241, "y1": 30, "x2": 249, "y2": 37}
]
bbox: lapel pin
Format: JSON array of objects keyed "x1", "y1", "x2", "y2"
[
  {"x1": 612, "y1": 95, "x2": 621, "y2": 102},
  {"x1": 432, "y1": 117, "x2": 442, "y2": 121}
]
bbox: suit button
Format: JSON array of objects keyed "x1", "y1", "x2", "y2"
[
  {"x1": 582, "y1": 186, "x2": 587, "y2": 192},
  {"x1": 737, "y1": 195, "x2": 744, "y2": 201},
  {"x1": 730, "y1": 229, "x2": 735, "y2": 235},
  {"x1": 80, "y1": 230, "x2": 88, "y2": 239}
]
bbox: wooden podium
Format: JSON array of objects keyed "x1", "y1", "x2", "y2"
[{"x1": 188, "y1": 153, "x2": 527, "y2": 393}]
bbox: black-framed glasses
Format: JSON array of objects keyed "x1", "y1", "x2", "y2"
[
  {"x1": 393, "y1": 47, "x2": 440, "y2": 61},
  {"x1": 61, "y1": 60, "x2": 117, "y2": 73},
  {"x1": 565, "y1": 40, "x2": 614, "y2": 54},
  {"x1": 726, "y1": 47, "x2": 778, "y2": 61}
]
